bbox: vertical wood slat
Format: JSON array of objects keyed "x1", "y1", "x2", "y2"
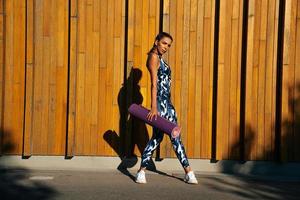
[
  {"x1": 23, "y1": 0, "x2": 34, "y2": 156},
  {"x1": 201, "y1": 0, "x2": 215, "y2": 159},
  {"x1": 216, "y1": 0, "x2": 243, "y2": 160},
  {"x1": 67, "y1": 0, "x2": 78, "y2": 157},
  {"x1": 2, "y1": 0, "x2": 26, "y2": 154},
  {"x1": 244, "y1": 0, "x2": 279, "y2": 161},
  {"x1": 295, "y1": 0, "x2": 300, "y2": 161},
  {"x1": 281, "y1": 0, "x2": 300, "y2": 161},
  {"x1": 0, "y1": 0, "x2": 4, "y2": 154},
  {"x1": 265, "y1": 0, "x2": 278, "y2": 161}
]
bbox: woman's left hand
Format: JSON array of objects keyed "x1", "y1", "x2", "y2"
[{"x1": 147, "y1": 108, "x2": 159, "y2": 121}]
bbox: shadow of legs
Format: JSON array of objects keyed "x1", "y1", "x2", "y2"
[{"x1": 117, "y1": 156, "x2": 138, "y2": 181}]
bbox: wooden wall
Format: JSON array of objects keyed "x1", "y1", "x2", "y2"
[{"x1": 1, "y1": 0, "x2": 300, "y2": 162}]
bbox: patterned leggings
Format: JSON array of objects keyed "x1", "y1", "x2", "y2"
[{"x1": 140, "y1": 127, "x2": 190, "y2": 169}]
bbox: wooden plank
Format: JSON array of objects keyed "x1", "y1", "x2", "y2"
[
  {"x1": 140, "y1": 0, "x2": 148, "y2": 88},
  {"x1": 99, "y1": 0, "x2": 107, "y2": 68},
  {"x1": 3, "y1": 0, "x2": 12, "y2": 153},
  {"x1": 168, "y1": 1, "x2": 176, "y2": 138},
  {"x1": 98, "y1": 68, "x2": 106, "y2": 155},
  {"x1": 114, "y1": 0, "x2": 122, "y2": 37},
  {"x1": 83, "y1": 1, "x2": 93, "y2": 155},
  {"x1": 224, "y1": 0, "x2": 233, "y2": 160},
  {"x1": 246, "y1": 0, "x2": 263, "y2": 161},
  {"x1": 41, "y1": 35, "x2": 51, "y2": 154},
  {"x1": 257, "y1": 0, "x2": 268, "y2": 160},
  {"x1": 194, "y1": 0, "x2": 205, "y2": 158},
  {"x1": 31, "y1": 0, "x2": 43, "y2": 154},
  {"x1": 93, "y1": 0, "x2": 100, "y2": 32},
  {"x1": 264, "y1": 0, "x2": 277, "y2": 160},
  {"x1": 207, "y1": 0, "x2": 215, "y2": 159},
  {"x1": 71, "y1": 0, "x2": 78, "y2": 17},
  {"x1": 294, "y1": 9, "x2": 300, "y2": 160},
  {"x1": 281, "y1": 0, "x2": 299, "y2": 161},
  {"x1": 78, "y1": 0, "x2": 86, "y2": 54},
  {"x1": 56, "y1": 0, "x2": 68, "y2": 155},
  {"x1": 251, "y1": 0, "x2": 261, "y2": 160},
  {"x1": 0, "y1": 0, "x2": 3, "y2": 155},
  {"x1": 127, "y1": 0, "x2": 134, "y2": 63},
  {"x1": 187, "y1": 29, "x2": 196, "y2": 157},
  {"x1": 89, "y1": 38, "x2": 100, "y2": 155},
  {"x1": 174, "y1": 0, "x2": 183, "y2": 124},
  {"x1": 181, "y1": 0, "x2": 190, "y2": 156},
  {"x1": 75, "y1": 53, "x2": 85, "y2": 155},
  {"x1": 1, "y1": 2, "x2": 20, "y2": 154},
  {"x1": 75, "y1": 1, "x2": 86, "y2": 155},
  {"x1": 216, "y1": 0, "x2": 227, "y2": 160},
  {"x1": 1, "y1": 0, "x2": 26, "y2": 154},
  {"x1": 289, "y1": 0, "x2": 298, "y2": 161},
  {"x1": 217, "y1": 0, "x2": 233, "y2": 160},
  {"x1": 228, "y1": 0, "x2": 241, "y2": 159},
  {"x1": 271, "y1": 0, "x2": 279, "y2": 160},
  {"x1": 67, "y1": 2, "x2": 78, "y2": 157},
  {"x1": 199, "y1": 0, "x2": 213, "y2": 159},
  {"x1": 3, "y1": 0, "x2": 13, "y2": 154},
  {"x1": 159, "y1": 0, "x2": 169, "y2": 158},
  {"x1": 24, "y1": 0, "x2": 34, "y2": 156},
  {"x1": 196, "y1": 0, "x2": 204, "y2": 68},
  {"x1": 189, "y1": 0, "x2": 198, "y2": 157}
]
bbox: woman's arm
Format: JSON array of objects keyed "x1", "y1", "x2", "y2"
[{"x1": 146, "y1": 53, "x2": 159, "y2": 121}]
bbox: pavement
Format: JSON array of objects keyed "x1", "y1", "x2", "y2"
[{"x1": 1, "y1": 167, "x2": 300, "y2": 200}]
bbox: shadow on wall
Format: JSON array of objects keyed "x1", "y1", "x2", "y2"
[
  {"x1": 0, "y1": 131, "x2": 57, "y2": 199},
  {"x1": 281, "y1": 82, "x2": 300, "y2": 161},
  {"x1": 103, "y1": 68, "x2": 156, "y2": 181},
  {"x1": 215, "y1": 83, "x2": 300, "y2": 199}
]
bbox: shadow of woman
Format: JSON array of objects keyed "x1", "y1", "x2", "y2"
[{"x1": 103, "y1": 67, "x2": 155, "y2": 181}]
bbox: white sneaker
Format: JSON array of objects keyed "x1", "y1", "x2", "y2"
[
  {"x1": 184, "y1": 171, "x2": 198, "y2": 184},
  {"x1": 135, "y1": 170, "x2": 147, "y2": 184}
]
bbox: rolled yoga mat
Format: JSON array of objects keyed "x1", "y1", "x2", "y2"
[{"x1": 128, "y1": 103, "x2": 181, "y2": 138}]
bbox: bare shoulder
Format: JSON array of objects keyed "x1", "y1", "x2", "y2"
[{"x1": 146, "y1": 53, "x2": 160, "y2": 71}]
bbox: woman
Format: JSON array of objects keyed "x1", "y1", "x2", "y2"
[{"x1": 135, "y1": 32, "x2": 198, "y2": 184}]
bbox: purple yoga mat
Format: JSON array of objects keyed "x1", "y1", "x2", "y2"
[{"x1": 128, "y1": 103, "x2": 181, "y2": 138}]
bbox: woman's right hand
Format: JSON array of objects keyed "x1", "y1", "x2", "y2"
[{"x1": 147, "y1": 108, "x2": 159, "y2": 121}]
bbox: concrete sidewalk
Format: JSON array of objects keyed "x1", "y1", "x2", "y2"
[
  {"x1": 1, "y1": 168, "x2": 300, "y2": 200},
  {"x1": 1, "y1": 156, "x2": 300, "y2": 199},
  {"x1": 2, "y1": 156, "x2": 300, "y2": 177}
]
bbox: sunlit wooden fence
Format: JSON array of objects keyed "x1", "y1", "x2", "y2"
[{"x1": 1, "y1": 0, "x2": 299, "y2": 161}]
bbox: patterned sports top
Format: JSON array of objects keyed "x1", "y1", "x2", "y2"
[{"x1": 156, "y1": 57, "x2": 177, "y2": 124}]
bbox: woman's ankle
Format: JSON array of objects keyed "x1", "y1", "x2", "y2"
[
  {"x1": 184, "y1": 166, "x2": 192, "y2": 174},
  {"x1": 138, "y1": 168, "x2": 146, "y2": 172}
]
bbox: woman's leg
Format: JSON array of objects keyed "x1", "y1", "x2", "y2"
[
  {"x1": 139, "y1": 127, "x2": 164, "y2": 170},
  {"x1": 170, "y1": 135, "x2": 199, "y2": 184},
  {"x1": 170, "y1": 135, "x2": 190, "y2": 170}
]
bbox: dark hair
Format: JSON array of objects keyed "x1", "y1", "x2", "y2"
[
  {"x1": 155, "y1": 32, "x2": 173, "y2": 42},
  {"x1": 148, "y1": 32, "x2": 173, "y2": 54}
]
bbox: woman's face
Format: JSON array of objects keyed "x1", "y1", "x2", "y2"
[{"x1": 155, "y1": 37, "x2": 172, "y2": 55}]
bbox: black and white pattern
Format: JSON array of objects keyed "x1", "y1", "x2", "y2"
[{"x1": 141, "y1": 58, "x2": 189, "y2": 169}]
